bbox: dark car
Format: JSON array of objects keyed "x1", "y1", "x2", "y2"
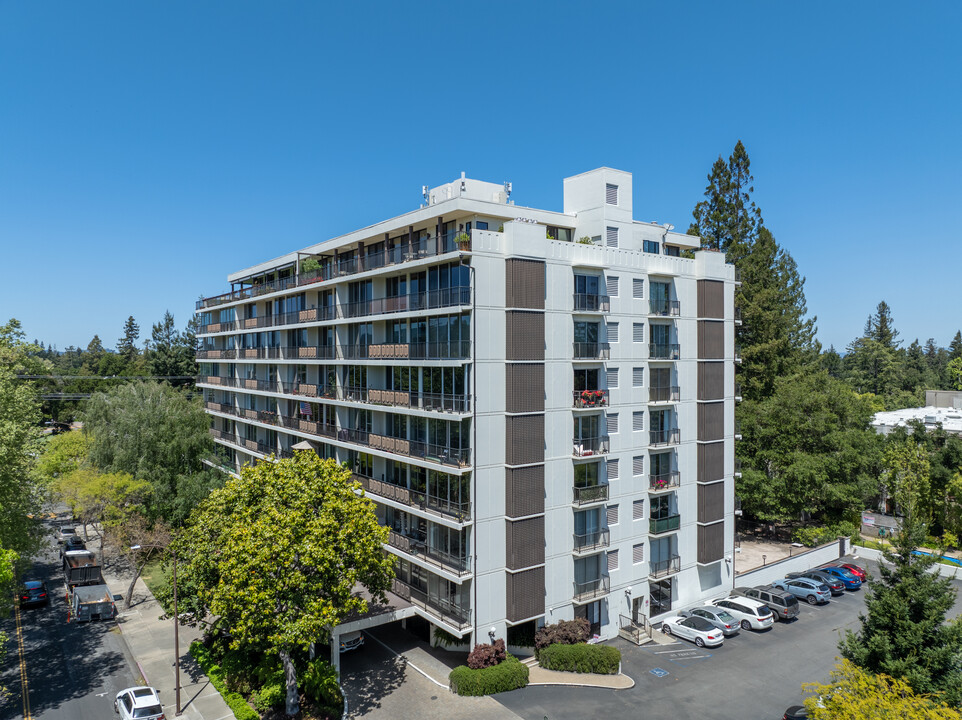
[
  {"x1": 787, "y1": 570, "x2": 845, "y2": 596},
  {"x1": 820, "y1": 566, "x2": 862, "y2": 590},
  {"x1": 783, "y1": 705, "x2": 809, "y2": 720},
  {"x1": 20, "y1": 580, "x2": 49, "y2": 608},
  {"x1": 60, "y1": 535, "x2": 86, "y2": 557}
]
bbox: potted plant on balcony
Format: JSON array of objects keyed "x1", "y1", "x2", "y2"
[{"x1": 455, "y1": 232, "x2": 471, "y2": 250}]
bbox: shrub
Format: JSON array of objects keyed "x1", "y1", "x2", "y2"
[
  {"x1": 254, "y1": 682, "x2": 285, "y2": 711},
  {"x1": 302, "y1": 658, "x2": 342, "y2": 709},
  {"x1": 534, "y1": 618, "x2": 590, "y2": 655},
  {"x1": 537, "y1": 643, "x2": 621, "y2": 674},
  {"x1": 467, "y1": 638, "x2": 506, "y2": 669},
  {"x1": 449, "y1": 654, "x2": 529, "y2": 696},
  {"x1": 433, "y1": 626, "x2": 469, "y2": 648},
  {"x1": 507, "y1": 622, "x2": 536, "y2": 649},
  {"x1": 190, "y1": 641, "x2": 259, "y2": 720},
  {"x1": 301, "y1": 257, "x2": 321, "y2": 273}
]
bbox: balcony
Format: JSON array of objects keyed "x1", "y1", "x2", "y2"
[
  {"x1": 573, "y1": 529, "x2": 610, "y2": 554},
  {"x1": 572, "y1": 484, "x2": 608, "y2": 506},
  {"x1": 359, "y1": 388, "x2": 471, "y2": 413},
  {"x1": 199, "y1": 341, "x2": 472, "y2": 363},
  {"x1": 649, "y1": 343, "x2": 680, "y2": 360},
  {"x1": 649, "y1": 472, "x2": 680, "y2": 492},
  {"x1": 573, "y1": 436, "x2": 610, "y2": 457},
  {"x1": 387, "y1": 530, "x2": 471, "y2": 577},
  {"x1": 573, "y1": 575, "x2": 610, "y2": 603},
  {"x1": 735, "y1": 345, "x2": 743, "y2": 364},
  {"x1": 734, "y1": 383, "x2": 743, "y2": 402},
  {"x1": 572, "y1": 342, "x2": 610, "y2": 360},
  {"x1": 649, "y1": 428, "x2": 680, "y2": 447},
  {"x1": 391, "y1": 578, "x2": 471, "y2": 630},
  {"x1": 340, "y1": 428, "x2": 470, "y2": 468},
  {"x1": 648, "y1": 385, "x2": 680, "y2": 403},
  {"x1": 649, "y1": 554, "x2": 681, "y2": 579},
  {"x1": 354, "y1": 474, "x2": 470, "y2": 522},
  {"x1": 649, "y1": 300, "x2": 681, "y2": 317},
  {"x1": 649, "y1": 514, "x2": 681, "y2": 535},
  {"x1": 573, "y1": 294, "x2": 610, "y2": 313},
  {"x1": 734, "y1": 459, "x2": 742, "y2": 479},
  {"x1": 572, "y1": 389, "x2": 608, "y2": 409},
  {"x1": 734, "y1": 307, "x2": 742, "y2": 325}
]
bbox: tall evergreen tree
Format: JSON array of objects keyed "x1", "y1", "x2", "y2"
[
  {"x1": 864, "y1": 300, "x2": 901, "y2": 349},
  {"x1": 949, "y1": 331, "x2": 962, "y2": 360},
  {"x1": 117, "y1": 316, "x2": 140, "y2": 362},
  {"x1": 148, "y1": 311, "x2": 180, "y2": 379}
]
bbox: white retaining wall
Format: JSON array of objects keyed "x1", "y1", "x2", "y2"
[
  {"x1": 854, "y1": 545, "x2": 962, "y2": 580},
  {"x1": 734, "y1": 538, "x2": 850, "y2": 589}
]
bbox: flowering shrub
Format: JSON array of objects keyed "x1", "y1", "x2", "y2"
[
  {"x1": 534, "y1": 618, "x2": 590, "y2": 655},
  {"x1": 467, "y1": 638, "x2": 506, "y2": 669}
]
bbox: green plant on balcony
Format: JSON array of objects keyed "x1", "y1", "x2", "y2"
[
  {"x1": 455, "y1": 232, "x2": 471, "y2": 249},
  {"x1": 579, "y1": 389, "x2": 606, "y2": 407},
  {"x1": 300, "y1": 257, "x2": 321, "y2": 274},
  {"x1": 578, "y1": 236, "x2": 594, "y2": 245}
]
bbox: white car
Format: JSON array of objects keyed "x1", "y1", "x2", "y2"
[
  {"x1": 114, "y1": 686, "x2": 165, "y2": 720},
  {"x1": 710, "y1": 597, "x2": 775, "y2": 630},
  {"x1": 339, "y1": 630, "x2": 364, "y2": 652},
  {"x1": 661, "y1": 614, "x2": 724, "y2": 647}
]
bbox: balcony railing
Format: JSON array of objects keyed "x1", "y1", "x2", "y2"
[
  {"x1": 735, "y1": 345, "x2": 743, "y2": 363},
  {"x1": 573, "y1": 294, "x2": 610, "y2": 313},
  {"x1": 387, "y1": 530, "x2": 471, "y2": 576},
  {"x1": 649, "y1": 300, "x2": 681, "y2": 317},
  {"x1": 391, "y1": 578, "x2": 471, "y2": 629},
  {"x1": 649, "y1": 428, "x2": 680, "y2": 447},
  {"x1": 573, "y1": 342, "x2": 610, "y2": 360},
  {"x1": 649, "y1": 343, "x2": 680, "y2": 360},
  {"x1": 649, "y1": 472, "x2": 680, "y2": 492},
  {"x1": 211, "y1": 428, "x2": 275, "y2": 457},
  {"x1": 573, "y1": 529, "x2": 610, "y2": 553},
  {"x1": 734, "y1": 459, "x2": 742, "y2": 478},
  {"x1": 354, "y1": 388, "x2": 471, "y2": 413},
  {"x1": 572, "y1": 484, "x2": 608, "y2": 506},
  {"x1": 734, "y1": 307, "x2": 742, "y2": 325},
  {"x1": 339, "y1": 428, "x2": 470, "y2": 467},
  {"x1": 573, "y1": 575, "x2": 610, "y2": 602},
  {"x1": 355, "y1": 474, "x2": 470, "y2": 522},
  {"x1": 573, "y1": 436, "x2": 610, "y2": 457},
  {"x1": 572, "y1": 389, "x2": 608, "y2": 408},
  {"x1": 198, "y1": 341, "x2": 471, "y2": 363},
  {"x1": 734, "y1": 383, "x2": 743, "y2": 401},
  {"x1": 649, "y1": 514, "x2": 681, "y2": 535},
  {"x1": 648, "y1": 386, "x2": 680, "y2": 403},
  {"x1": 649, "y1": 554, "x2": 681, "y2": 579}
]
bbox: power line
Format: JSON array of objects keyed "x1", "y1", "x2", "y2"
[{"x1": 17, "y1": 375, "x2": 195, "y2": 380}]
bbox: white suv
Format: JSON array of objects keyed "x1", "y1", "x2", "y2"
[
  {"x1": 114, "y1": 687, "x2": 165, "y2": 720},
  {"x1": 709, "y1": 597, "x2": 775, "y2": 631}
]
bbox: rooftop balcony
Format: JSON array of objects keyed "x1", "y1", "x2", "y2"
[
  {"x1": 649, "y1": 554, "x2": 681, "y2": 579},
  {"x1": 649, "y1": 514, "x2": 681, "y2": 535},
  {"x1": 648, "y1": 385, "x2": 680, "y2": 403},
  {"x1": 573, "y1": 293, "x2": 610, "y2": 313},
  {"x1": 354, "y1": 474, "x2": 471, "y2": 523},
  {"x1": 573, "y1": 529, "x2": 610, "y2": 554},
  {"x1": 573, "y1": 575, "x2": 609, "y2": 603},
  {"x1": 649, "y1": 471, "x2": 680, "y2": 492},
  {"x1": 391, "y1": 578, "x2": 471, "y2": 630},
  {"x1": 573, "y1": 342, "x2": 610, "y2": 360},
  {"x1": 572, "y1": 389, "x2": 608, "y2": 409},
  {"x1": 573, "y1": 435, "x2": 610, "y2": 457},
  {"x1": 387, "y1": 530, "x2": 471, "y2": 577},
  {"x1": 649, "y1": 428, "x2": 680, "y2": 447},
  {"x1": 649, "y1": 343, "x2": 680, "y2": 360},
  {"x1": 572, "y1": 484, "x2": 608, "y2": 506},
  {"x1": 649, "y1": 299, "x2": 681, "y2": 317}
]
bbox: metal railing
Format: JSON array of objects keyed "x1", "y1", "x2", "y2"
[
  {"x1": 649, "y1": 300, "x2": 681, "y2": 317},
  {"x1": 355, "y1": 474, "x2": 470, "y2": 522},
  {"x1": 387, "y1": 530, "x2": 471, "y2": 576},
  {"x1": 573, "y1": 294, "x2": 610, "y2": 312},
  {"x1": 391, "y1": 578, "x2": 471, "y2": 629},
  {"x1": 572, "y1": 389, "x2": 608, "y2": 408},
  {"x1": 649, "y1": 343, "x2": 680, "y2": 360},
  {"x1": 619, "y1": 614, "x2": 653, "y2": 644},
  {"x1": 649, "y1": 514, "x2": 681, "y2": 535},
  {"x1": 649, "y1": 472, "x2": 680, "y2": 492},
  {"x1": 573, "y1": 484, "x2": 608, "y2": 505},
  {"x1": 648, "y1": 385, "x2": 680, "y2": 403},
  {"x1": 649, "y1": 428, "x2": 680, "y2": 447},
  {"x1": 573, "y1": 529, "x2": 610, "y2": 553},
  {"x1": 573, "y1": 576, "x2": 610, "y2": 602},
  {"x1": 572, "y1": 342, "x2": 610, "y2": 360},
  {"x1": 649, "y1": 554, "x2": 681, "y2": 579},
  {"x1": 573, "y1": 436, "x2": 610, "y2": 457}
]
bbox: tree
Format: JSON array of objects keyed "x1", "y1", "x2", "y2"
[
  {"x1": 36, "y1": 430, "x2": 89, "y2": 484},
  {"x1": 949, "y1": 358, "x2": 962, "y2": 391},
  {"x1": 82, "y1": 381, "x2": 216, "y2": 524},
  {"x1": 117, "y1": 316, "x2": 140, "y2": 363},
  {"x1": 865, "y1": 300, "x2": 901, "y2": 349},
  {"x1": 148, "y1": 311, "x2": 181, "y2": 379},
  {"x1": 803, "y1": 660, "x2": 962, "y2": 719},
  {"x1": 949, "y1": 331, "x2": 962, "y2": 361},
  {"x1": 0, "y1": 546, "x2": 17, "y2": 699},
  {"x1": 174, "y1": 452, "x2": 395, "y2": 716},
  {"x1": 840, "y1": 442, "x2": 962, "y2": 705}
]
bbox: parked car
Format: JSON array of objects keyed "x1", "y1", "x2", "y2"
[
  {"x1": 60, "y1": 535, "x2": 86, "y2": 557},
  {"x1": 840, "y1": 563, "x2": 867, "y2": 581},
  {"x1": 56, "y1": 526, "x2": 77, "y2": 544},
  {"x1": 680, "y1": 606, "x2": 741, "y2": 636},
  {"x1": 819, "y1": 566, "x2": 862, "y2": 590},
  {"x1": 114, "y1": 686, "x2": 164, "y2": 720},
  {"x1": 733, "y1": 585, "x2": 800, "y2": 620},
  {"x1": 339, "y1": 630, "x2": 364, "y2": 652},
  {"x1": 19, "y1": 580, "x2": 49, "y2": 608},
  {"x1": 709, "y1": 597, "x2": 775, "y2": 630},
  {"x1": 786, "y1": 570, "x2": 845, "y2": 596},
  {"x1": 661, "y1": 614, "x2": 724, "y2": 647},
  {"x1": 772, "y1": 577, "x2": 832, "y2": 605},
  {"x1": 783, "y1": 705, "x2": 809, "y2": 719}
]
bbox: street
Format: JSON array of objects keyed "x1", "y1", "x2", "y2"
[{"x1": 0, "y1": 535, "x2": 139, "y2": 720}]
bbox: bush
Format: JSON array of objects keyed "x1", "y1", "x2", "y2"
[
  {"x1": 534, "y1": 618, "x2": 590, "y2": 655},
  {"x1": 433, "y1": 626, "x2": 469, "y2": 648},
  {"x1": 794, "y1": 522, "x2": 860, "y2": 548},
  {"x1": 507, "y1": 622, "x2": 536, "y2": 649},
  {"x1": 254, "y1": 682, "x2": 285, "y2": 711},
  {"x1": 537, "y1": 643, "x2": 621, "y2": 674},
  {"x1": 190, "y1": 641, "x2": 259, "y2": 720},
  {"x1": 302, "y1": 658, "x2": 342, "y2": 709},
  {"x1": 467, "y1": 638, "x2": 506, "y2": 669},
  {"x1": 449, "y1": 654, "x2": 529, "y2": 696}
]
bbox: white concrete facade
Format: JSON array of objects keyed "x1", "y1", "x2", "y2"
[{"x1": 195, "y1": 168, "x2": 737, "y2": 645}]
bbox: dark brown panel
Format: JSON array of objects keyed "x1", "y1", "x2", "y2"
[
  {"x1": 506, "y1": 311, "x2": 545, "y2": 361},
  {"x1": 506, "y1": 414, "x2": 545, "y2": 466},
  {"x1": 697, "y1": 320, "x2": 724, "y2": 359},
  {"x1": 697, "y1": 279, "x2": 724, "y2": 319},
  {"x1": 697, "y1": 441, "x2": 725, "y2": 483},
  {"x1": 506, "y1": 516, "x2": 546, "y2": 570},
  {"x1": 697, "y1": 362, "x2": 725, "y2": 401},
  {"x1": 506, "y1": 259, "x2": 546, "y2": 309},
  {"x1": 506, "y1": 364, "x2": 545, "y2": 413},
  {"x1": 506, "y1": 465, "x2": 545, "y2": 518},
  {"x1": 698, "y1": 521, "x2": 725, "y2": 564},
  {"x1": 698, "y1": 402, "x2": 725, "y2": 441},
  {"x1": 506, "y1": 566, "x2": 546, "y2": 622},
  {"x1": 698, "y1": 481, "x2": 725, "y2": 524}
]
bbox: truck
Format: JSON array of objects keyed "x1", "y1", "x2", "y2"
[
  {"x1": 63, "y1": 550, "x2": 103, "y2": 588},
  {"x1": 68, "y1": 584, "x2": 117, "y2": 622}
]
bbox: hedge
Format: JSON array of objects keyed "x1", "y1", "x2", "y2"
[
  {"x1": 190, "y1": 641, "x2": 260, "y2": 720},
  {"x1": 449, "y1": 653, "x2": 529, "y2": 696},
  {"x1": 537, "y1": 643, "x2": 621, "y2": 675}
]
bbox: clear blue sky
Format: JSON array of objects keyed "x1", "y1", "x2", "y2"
[{"x1": 2, "y1": 1, "x2": 960, "y2": 353}]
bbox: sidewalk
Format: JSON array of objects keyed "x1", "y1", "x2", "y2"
[{"x1": 103, "y1": 567, "x2": 237, "y2": 720}]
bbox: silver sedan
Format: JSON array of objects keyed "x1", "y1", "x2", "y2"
[{"x1": 681, "y1": 606, "x2": 741, "y2": 636}]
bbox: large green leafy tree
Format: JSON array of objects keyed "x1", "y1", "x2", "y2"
[
  {"x1": 840, "y1": 441, "x2": 962, "y2": 706},
  {"x1": 82, "y1": 381, "x2": 217, "y2": 524},
  {"x1": 174, "y1": 452, "x2": 395, "y2": 716}
]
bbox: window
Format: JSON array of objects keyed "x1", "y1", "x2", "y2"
[
  {"x1": 633, "y1": 499, "x2": 645, "y2": 520},
  {"x1": 633, "y1": 278, "x2": 645, "y2": 299},
  {"x1": 632, "y1": 367, "x2": 644, "y2": 387},
  {"x1": 606, "y1": 226, "x2": 619, "y2": 248},
  {"x1": 607, "y1": 549, "x2": 619, "y2": 571},
  {"x1": 574, "y1": 274, "x2": 600, "y2": 296},
  {"x1": 607, "y1": 504, "x2": 619, "y2": 526},
  {"x1": 477, "y1": 221, "x2": 488, "y2": 230},
  {"x1": 606, "y1": 276, "x2": 619, "y2": 297},
  {"x1": 633, "y1": 323, "x2": 645, "y2": 343},
  {"x1": 633, "y1": 543, "x2": 645, "y2": 564},
  {"x1": 606, "y1": 458, "x2": 619, "y2": 479},
  {"x1": 608, "y1": 322, "x2": 619, "y2": 343},
  {"x1": 608, "y1": 413, "x2": 619, "y2": 434},
  {"x1": 633, "y1": 456, "x2": 644, "y2": 476},
  {"x1": 606, "y1": 183, "x2": 618, "y2": 205},
  {"x1": 643, "y1": 240, "x2": 660, "y2": 254},
  {"x1": 633, "y1": 411, "x2": 645, "y2": 431},
  {"x1": 606, "y1": 368, "x2": 619, "y2": 388}
]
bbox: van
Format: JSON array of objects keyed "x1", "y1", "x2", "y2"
[{"x1": 735, "y1": 585, "x2": 800, "y2": 620}]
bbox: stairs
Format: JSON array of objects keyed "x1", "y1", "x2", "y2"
[{"x1": 619, "y1": 614, "x2": 653, "y2": 646}]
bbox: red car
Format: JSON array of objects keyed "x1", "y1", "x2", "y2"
[{"x1": 841, "y1": 563, "x2": 866, "y2": 581}]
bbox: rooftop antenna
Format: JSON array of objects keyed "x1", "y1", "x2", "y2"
[
  {"x1": 422, "y1": 185, "x2": 430, "y2": 204},
  {"x1": 460, "y1": 171, "x2": 466, "y2": 195},
  {"x1": 504, "y1": 181, "x2": 512, "y2": 199}
]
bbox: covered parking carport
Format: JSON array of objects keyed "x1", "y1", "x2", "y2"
[{"x1": 328, "y1": 587, "x2": 417, "y2": 675}]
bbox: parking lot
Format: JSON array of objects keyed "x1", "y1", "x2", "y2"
[{"x1": 494, "y1": 557, "x2": 962, "y2": 720}]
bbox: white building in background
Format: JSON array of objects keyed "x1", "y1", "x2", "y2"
[{"x1": 194, "y1": 168, "x2": 738, "y2": 646}]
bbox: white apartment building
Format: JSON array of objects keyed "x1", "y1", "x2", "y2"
[{"x1": 194, "y1": 168, "x2": 738, "y2": 648}]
